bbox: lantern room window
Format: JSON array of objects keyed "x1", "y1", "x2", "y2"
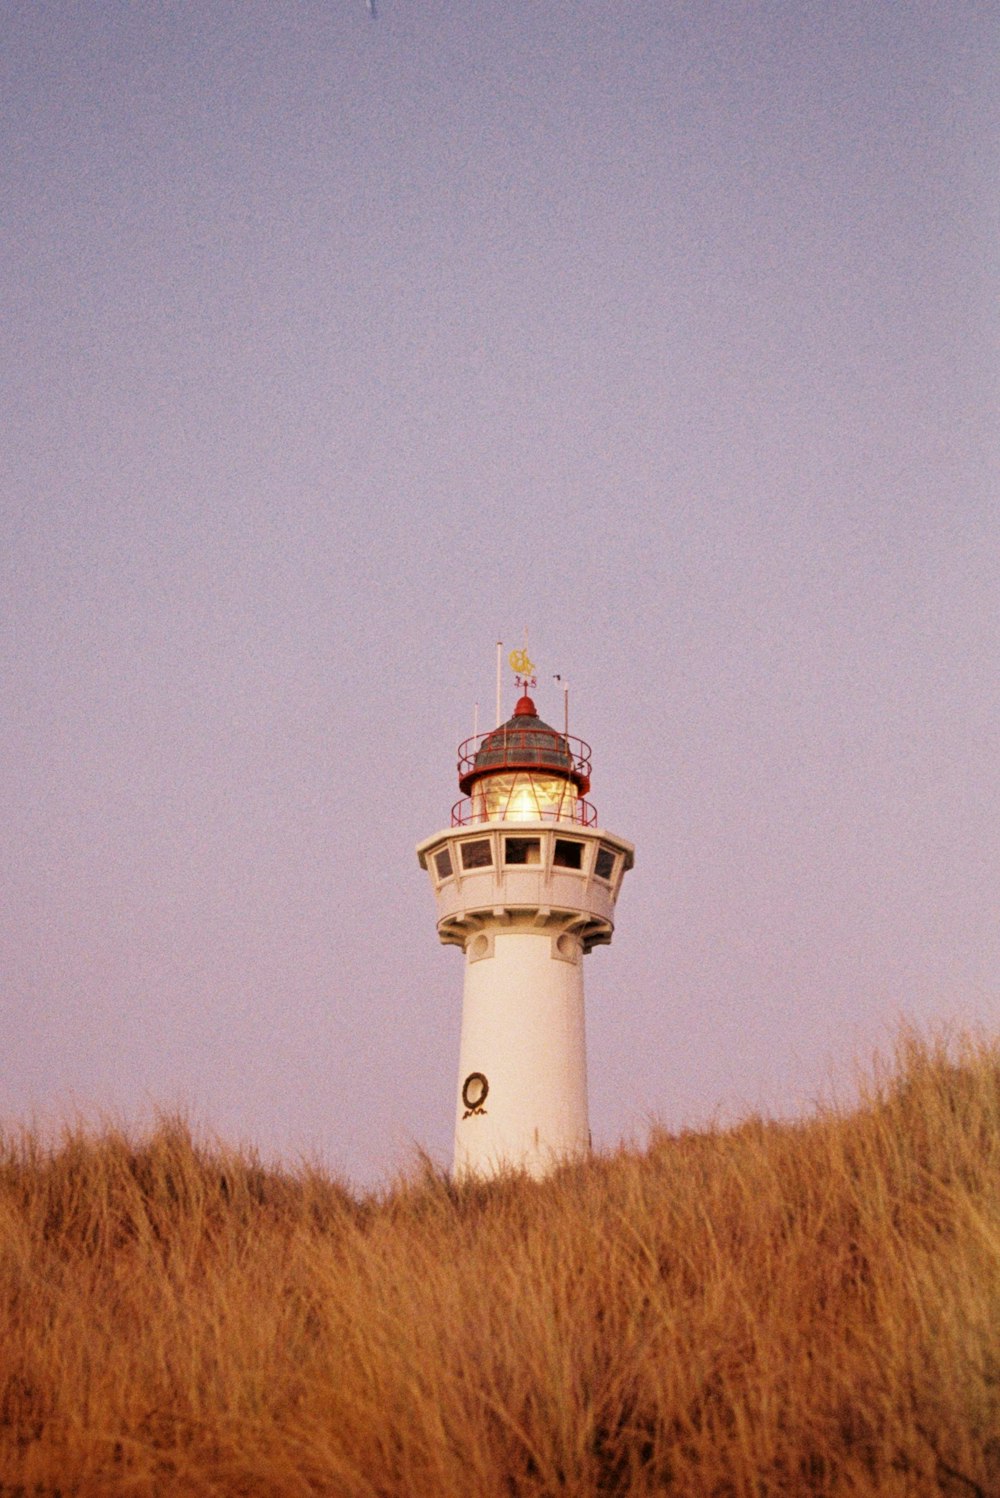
[
  {"x1": 595, "y1": 846, "x2": 617, "y2": 881},
  {"x1": 472, "y1": 771, "x2": 583, "y2": 825},
  {"x1": 434, "y1": 847, "x2": 453, "y2": 880},
  {"x1": 460, "y1": 839, "x2": 492, "y2": 870},
  {"x1": 553, "y1": 839, "x2": 584, "y2": 870},
  {"x1": 504, "y1": 837, "x2": 541, "y2": 866}
]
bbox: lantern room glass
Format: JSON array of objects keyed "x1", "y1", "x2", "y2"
[{"x1": 470, "y1": 770, "x2": 585, "y2": 825}]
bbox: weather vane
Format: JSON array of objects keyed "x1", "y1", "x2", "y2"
[{"x1": 509, "y1": 647, "x2": 537, "y2": 692}]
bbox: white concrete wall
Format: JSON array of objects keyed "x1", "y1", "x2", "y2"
[{"x1": 453, "y1": 929, "x2": 588, "y2": 1179}]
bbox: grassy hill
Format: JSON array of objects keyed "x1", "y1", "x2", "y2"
[{"x1": 1, "y1": 1032, "x2": 998, "y2": 1496}]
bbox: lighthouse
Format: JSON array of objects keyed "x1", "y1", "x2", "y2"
[{"x1": 416, "y1": 653, "x2": 634, "y2": 1179}]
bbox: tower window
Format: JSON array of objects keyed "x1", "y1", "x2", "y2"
[
  {"x1": 505, "y1": 837, "x2": 541, "y2": 865},
  {"x1": 553, "y1": 839, "x2": 583, "y2": 870},
  {"x1": 595, "y1": 846, "x2": 617, "y2": 881},
  {"x1": 434, "y1": 847, "x2": 453, "y2": 879},
  {"x1": 461, "y1": 839, "x2": 492, "y2": 870}
]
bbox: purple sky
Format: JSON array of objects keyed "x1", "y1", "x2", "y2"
[{"x1": 3, "y1": 1, "x2": 997, "y2": 1185}]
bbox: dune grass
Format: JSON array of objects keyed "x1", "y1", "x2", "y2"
[{"x1": 1, "y1": 1030, "x2": 998, "y2": 1495}]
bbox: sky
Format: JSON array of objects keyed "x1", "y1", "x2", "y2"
[{"x1": 3, "y1": 0, "x2": 997, "y2": 1187}]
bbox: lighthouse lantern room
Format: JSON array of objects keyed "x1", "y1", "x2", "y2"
[{"x1": 416, "y1": 651, "x2": 634, "y2": 1179}]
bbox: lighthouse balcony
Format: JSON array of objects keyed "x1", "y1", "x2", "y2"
[
  {"x1": 416, "y1": 824, "x2": 635, "y2": 951},
  {"x1": 450, "y1": 795, "x2": 597, "y2": 828}
]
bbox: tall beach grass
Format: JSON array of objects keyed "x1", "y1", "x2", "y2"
[{"x1": 1, "y1": 1030, "x2": 998, "y2": 1495}]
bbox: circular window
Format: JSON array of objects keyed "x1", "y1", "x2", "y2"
[
  {"x1": 469, "y1": 933, "x2": 489, "y2": 959},
  {"x1": 462, "y1": 1072, "x2": 489, "y2": 1111}
]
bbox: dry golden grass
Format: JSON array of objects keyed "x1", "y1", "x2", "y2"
[{"x1": 1, "y1": 1031, "x2": 998, "y2": 1496}]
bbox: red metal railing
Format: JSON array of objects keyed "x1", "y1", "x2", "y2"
[
  {"x1": 456, "y1": 727, "x2": 592, "y2": 784},
  {"x1": 450, "y1": 798, "x2": 598, "y2": 828}
]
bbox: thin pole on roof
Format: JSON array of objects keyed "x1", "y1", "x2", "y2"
[
  {"x1": 495, "y1": 640, "x2": 503, "y2": 727},
  {"x1": 554, "y1": 674, "x2": 569, "y2": 737}
]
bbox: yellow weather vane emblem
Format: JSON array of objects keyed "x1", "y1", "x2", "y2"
[{"x1": 508, "y1": 648, "x2": 535, "y2": 675}]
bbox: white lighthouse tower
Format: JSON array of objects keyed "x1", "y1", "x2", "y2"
[{"x1": 417, "y1": 653, "x2": 634, "y2": 1179}]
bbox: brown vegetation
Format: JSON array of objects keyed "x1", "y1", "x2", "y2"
[{"x1": 1, "y1": 1032, "x2": 998, "y2": 1496}]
